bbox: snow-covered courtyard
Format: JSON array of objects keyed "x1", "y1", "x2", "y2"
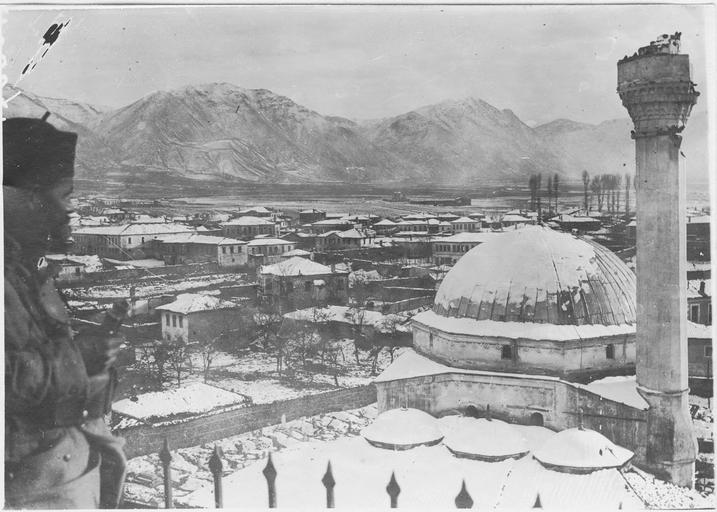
[{"x1": 123, "y1": 403, "x2": 714, "y2": 509}]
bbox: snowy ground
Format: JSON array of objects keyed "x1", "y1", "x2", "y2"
[
  {"x1": 123, "y1": 403, "x2": 714, "y2": 510},
  {"x1": 65, "y1": 272, "x2": 249, "y2": 300}
]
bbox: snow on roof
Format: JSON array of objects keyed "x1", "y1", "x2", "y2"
[
  {"x1": 412, "y1": 310, "x2": 635, "y2": 341},
  {"x1": 239, "y1": 206, "x2": 271, "y2": 214},
  {"x1": 281, "y1": 249, "x2": 312, "y2": 257},
  {"x1": 222, "y1": 216, "x2": 274, "y2": 226},
  {"x1": 72, "y1": 223, "x2": 194, "y2": 236},
  {"x1": 246, "y1": 238, "x2": 293, "y2": 246},
  {"x1": 433, "y1": 226, "x2": 637, "y2": 326},
  {"x1": 46, "y1": 253, "x2": 103, "y2": 272},
  {"x1": 374, "y1": 219, "x2": 397, "y2": 226},
  {"x1": 155, "y1": 293, "x2": 240, "y2": 314},
  {"x1": 502, "y1": 214, "x2": 531, "y2": 222},
  {"x1": 440, "y1": 416, "x2": 529, "y2": 460},
  {"x1": 155, "y1": 233, "x2": 245, "y2": 245},
  {"x1": 687, "y1": 320, "x2": 712, "y2": 339},
  {"x1": 260, "y1": 257, "x2": 335, "y2": 277},
  {"x1": 533, "y1": 428, "x2": 634, "y2": 471},
  {"x1": 557, "y1": 215, "x2": 601, "y2": 224},
  {"x1": 104, "y1": 258, "x2": 166, "y2": 268},
  {"x1": 626, "y1": 220, "x2": 637, "y2": 227},
  {"x1": 312, "y1": 218, "x2": 353, "y2": 225},
  {"x1": 451, "y1": 216, "x2": 477, "y2": 223},
  {"x1": 112, "y1": 382, "x2": 248, "y2": 424},
  {"x1": 583, "y1": 376, "x2": 648, "y2": 409},
  {"x1": 433, "y1": 232, "x2": 502, "y2": 243},
  {"x1": 687, "y1": 261, "x2": 711, "y2": 271},
  {"x1": 182, "y1": 432, "x2": 640, "y2": 510},
  {"x1": 299, "y1": 208, "x2": 325, "y2": 214},
  {"x1": 361, "y1": 408, "x2": 443, "y2": 449}
]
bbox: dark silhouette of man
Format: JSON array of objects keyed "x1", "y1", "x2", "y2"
[{"x1": 4, "y1": 116, "x2": 127, "y2": 508}]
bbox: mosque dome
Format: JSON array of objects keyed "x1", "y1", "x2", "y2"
[
  {"x1": 410, "y1": 226, "x2": 637, "y2": 377},
  {"x1": 533, "y1": 427, "x2": 634, "y2": 473},
  {"x1": 433, "y1": 225, "x2": 636, "y2": 326},
  {"x1": 439, "y1": 415, "x2": 529, "y2": 461},
  {"x1": 361, "y1": 408, "x2": 443, "y2": 450}
]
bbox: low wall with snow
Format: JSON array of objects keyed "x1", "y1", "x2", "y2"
[
  {"x1": 116, "y1": 384, "x2": 377, "y2": 458},
  {"x1": 57, "y1": 261, "x2": 222, "y2": 287}
]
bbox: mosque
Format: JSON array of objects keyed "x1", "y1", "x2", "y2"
[{"x1": 374, "y1": 33, "x2": 700, "y2": 487}]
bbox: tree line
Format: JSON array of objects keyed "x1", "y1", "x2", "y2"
[{"x1": 528, "y1": 171, "x2": 635, "y2": 218}]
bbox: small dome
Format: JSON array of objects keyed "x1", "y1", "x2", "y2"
[
  {"x1": 533, "y1": 428, "x2": 634, "y2": 473},
  {"x1": 439, "y1": 416, "x2": 529, "y2": 461},
  {"x1": 433, "y1": 226, "x2": 636, "y2": 326},
  {"x1": 361, "y1": 408, "x2": 443, "y2": 450}
]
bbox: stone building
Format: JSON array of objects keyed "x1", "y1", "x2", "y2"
[
  {"x1": 220, "y1": 216, "x2": 277, "y2": 240},
  {"x1": 258, "y1": 256, "x2": 349, "y2": 311},
  {"x1": 245, "y1": 238, "x2": 296, "y2": 266},
  {"x1": 156, "y1": 293, "x2": 246, "y2": 345},
  {"x1": 72, "y1": 222, "x2": 195, "y2": 259},
  {"x1": 431, "y1": 231, "x2": 503, "y2": 266},
  {"x1": 153, "y1": 233, "x2": 247, "y2": 267}
]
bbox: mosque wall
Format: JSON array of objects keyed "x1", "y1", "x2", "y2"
[
  {"x1": 376, "y1": 372, "x2": 648, "y2": 463},
  {"x1": 414, "y1": 323, "x2": 636, "y2": 379}
]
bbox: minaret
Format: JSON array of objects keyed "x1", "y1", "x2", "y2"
[{"x1": 617, "y1": 33, "x2": 699, "y2": 487}]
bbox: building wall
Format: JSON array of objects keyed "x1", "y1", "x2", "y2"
[
  {"x1": 222, "y1": 223, "x2": 277, "y2": 240},
  {"x1": 688, "y1": 337, "x2": 712, "y2": 379},
  {"x1": 261, "y1": 273, "x2": 349, "y2": 310},
  {"x1": 376, "y1": 372, "x2": 648, "y2": 464},
  {"x1": 687, "y1": 296, "x2": 712, "y2": 325},
  {"x1": 217, "y1": 244, "x2": 248, "y2": 267},
  {"x1": 161, "y1": 311, "x2": 189, "y2": 342},
  {"x1": 413, "y1": 323, "x2": 635, "y2": 379},
  {"x1": 115, "y1": 385, "x2": 377, "y2": 458},
  {"x1": 432, "y1": 241, "x2": 482, "y2": 265}
]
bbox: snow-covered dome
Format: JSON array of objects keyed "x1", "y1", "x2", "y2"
[
  {"x1": 439, "y1": 416, "x2": 529, "y2": 461},
  {"x1": 533, "y1": 427, "x2": 634, "y2": 473},
  {"x1": 433, "y1": 226, "x2": 636, "y2": 326},
  {"x1": 361, "y1": 408, "x2": 443, "y2": 450}
]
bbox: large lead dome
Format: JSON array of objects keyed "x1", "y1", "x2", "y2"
[{"x1": 433, "y1": 226, "x2": 636, "y2": 326}]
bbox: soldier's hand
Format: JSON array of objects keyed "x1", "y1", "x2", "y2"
[{"x1": 96, "y1": 335, "x2": 124, "y2": 370}]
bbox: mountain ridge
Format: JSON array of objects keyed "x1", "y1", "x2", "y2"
[{"x1": 2, "y1": 82, "x2": 709, "y2": 189}]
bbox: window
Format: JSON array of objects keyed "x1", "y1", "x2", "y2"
[
  {"x1": 172, "y1": 315, "x2": 177, "y2": 327},
  {"x1": 705, "y1": 346, "x2": 712, "y2": 358},
  {"x1": 141, "y1": 237, "x2": 145, "y2": 243},
  {"x1": 690, "y1": 304, "x2": 700, "y2": 322},
  {"x1": 606, "y1": 344, "x2": 615, "y2": 359},
  {"x1": 305, "y1": 281, "x2": 312, "y2": 291},
  {"x1": 166, "y1": 313, "x2": 170, "y2": 326},
  {"x1": 501, "y1": 345, "x2": 513, "y2": 360},
  {"x1": 222, "y1": 247, "x2": 227, "y2": 254},
  {"x1": 709, "y1": 303, "x2": 712, "y2": 325},
  {"x1": 128, "y1": 237, "x2": 132, "y2": 244},
  {"x1": 179, "y1": 316, "x2": 183, "y2": 328},
  {"x1": 75, "y1": 267, "x2": 81, "y2": 275}
]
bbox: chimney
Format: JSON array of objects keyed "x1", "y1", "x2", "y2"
[{"x1": 699, "y1": 281, "x2": 705, "y2": 295}]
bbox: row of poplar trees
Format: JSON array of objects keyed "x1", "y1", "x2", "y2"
[
  {"x1": 581, "y1": 170, "x2": 634, "y2": 217},
  {"x1": 528, "y1": 171, "x2": 634, "y2": 218}
]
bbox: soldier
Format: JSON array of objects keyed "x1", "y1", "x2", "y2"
[{"x1": 4, "y1": 116, "x2": 127, "y2": 508}]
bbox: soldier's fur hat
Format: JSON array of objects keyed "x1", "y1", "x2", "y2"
[{"x1": 3, "y1": 116, "x2": 77, "y2": 190}]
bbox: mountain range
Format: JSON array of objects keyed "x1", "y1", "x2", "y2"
[{"x1": 3, "y1": 83, "x2": 708, "y2": 190}]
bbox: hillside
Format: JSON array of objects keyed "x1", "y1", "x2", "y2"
[{"x1": 2, "y1": 83, "x2": 709, "y2": 189}]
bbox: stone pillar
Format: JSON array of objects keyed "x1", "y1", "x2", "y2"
[{"x1": 617, "y1": 34, "x2": 699, "y2": 487}]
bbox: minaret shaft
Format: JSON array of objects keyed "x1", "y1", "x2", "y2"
[{"x1": 617, "y1": 34, "x2": 699, "y2": 488}]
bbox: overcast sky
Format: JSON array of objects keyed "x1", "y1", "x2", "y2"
[{"x1": 2, "y1": 5, "x2": 710, "y2": 125}]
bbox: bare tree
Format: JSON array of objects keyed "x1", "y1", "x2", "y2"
[
  {"x1": 624, "y1": 173, "x2": 631, "y2": 218},
  {"x1": 546, "y1": 176, "x2": 553, "y2": 216},
  {"x1": 592, "y1": 176, "x2": 604, "y2": 211},
  {"x1": 582, "y1": 170, "x2": 590, "y2": 213},
  {"x1": 536, "y1": 173, "x2": 543, "y2": 219},
  {"x1": 615, "y1": 175, "x2": 622, "y2": 217},
  {"x1": 163, "y1": 339, "x2": 193, "y2": 387},
  {"x1": 528, "y1": 174, "x2": 537, "y2": 211},
  {"x1": 553, "y1": 173, "x2": 560, "y2": 213}
]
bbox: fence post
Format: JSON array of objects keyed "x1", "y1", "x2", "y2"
[
  {"x1": 322, "y1": 461, "x2": 336, "y2": 508},
  {"x1": 455, "y1": 479, "x2": 473, "y2": 508},
  {"x1": 263, "y1": 453, "x2": 277, "y2": 508},
  {"x1": 533, "y1": 493, "x2": 542, "y2": 508},
  {"x1": 386, "y1": 471, "x2": 400, "y2": 508},
  {"x1": 208, "y1": 445, "x2": 224, "y2": 508},
  {"x1": 159, "y1": 438, "x2": 173, "y2": 509}
]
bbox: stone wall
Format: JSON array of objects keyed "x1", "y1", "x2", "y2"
[
  {"x1": 116, "y1": 385, "x2": 377, "y2": 458},
  {"x1": 58, "y1": 261, "x2": 222, "y2": 288}
]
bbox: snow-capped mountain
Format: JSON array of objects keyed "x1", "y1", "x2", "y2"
[{"x1": 2, "y1": 83, "x2": 709, "y2": 189}]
